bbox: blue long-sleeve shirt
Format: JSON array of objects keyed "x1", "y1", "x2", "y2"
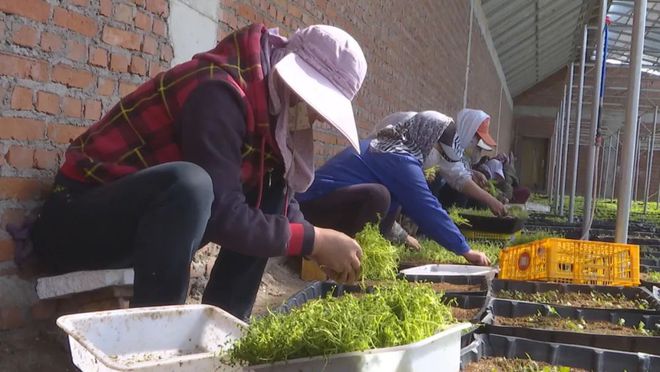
[{"x1": 297, "y1": 140, "x2": 470, "y2": 254}]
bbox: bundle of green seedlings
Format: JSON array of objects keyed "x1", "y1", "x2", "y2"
[
  {"x1": 226, "y1": 280, "x2": 455, "y2": 365},
  {"x1": 508, "y1": 230, "x2": 562, "y2": 246},
  {"x1": 355, "y1": 222, "x2": 399, "y2": 281},
  {"x1": 448, "y1": 207, "x2": 471, "y2": 227},
  {"x1": 397, "y1": 239, "x2": 502, "y2": 265},
  {"x1": 645, "y1": 271, "x2": 660, "y2": 282},
  {"x1": 424, "y1": 165, "x2": 439, "y2": 182},
  {"x1": 497, "y1": 290, "x2": 650, "y2": 310}
]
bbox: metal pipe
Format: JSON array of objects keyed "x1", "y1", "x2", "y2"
[
  {"x1": 616, "y1": 0, "x2": 647, "y2": 243},
  {"x1": 633, "y1": 118, "x2": 642, "y2": 201},
  {"x1": 582, "y1": 0, "x2": 608, "y2": 239},
  {"x1": 611, "y1": 130, "x2": 621, "y2": 200},
  {"x1": 603, "y1": 136, "x2": 612, "y2": 199},
  {"x1": 560, "y1": 67, "x2": 574, "y2": 216},
  {"x1": 644, "y1": 107, "x2": 657, "y2": 214},
  {"x1": 463, "y1": 0, "x2": 474, "y2": 109},
  {"x1": 555, "y1": 95, "x2": 566, "y2": 214},
  {"x1": 549, "y1": 115, "x2": 558, "y2": 203},
  {"x1": 557, "y1": 84, "x2": 568, "y2": 214},
  {"x1": 569, "y1": 24, "x2": 588, "y2": 223}
]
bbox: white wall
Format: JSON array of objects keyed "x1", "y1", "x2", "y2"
[{"x1": 168, "y1": 0, "x2": 219, "y2": 66}]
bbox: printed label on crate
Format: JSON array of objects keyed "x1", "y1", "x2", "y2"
[{"x1": 518, "y1": 252, "x2": 531, "y2": 270}]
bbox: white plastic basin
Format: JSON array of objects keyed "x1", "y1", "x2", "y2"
[
  {"x1": 248, "y1": 322, "x2": 471, "y2": 372},
  {"x1": 400, "y1": 264, "x2": 497, "y2": 277},
  {"x1": 57, "y1": 304, "x2": 246, "y2": 371}
]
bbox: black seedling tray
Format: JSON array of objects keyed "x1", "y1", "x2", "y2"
[
  {"x1": 642, "y1": 264, "x2": 660, "y2": 273},
  {"x1": 641, "y1": 279, "x2": 659, "y2": 293},
  {"x1": 461, "y1": 333, "x2": 660, "y2": 372},
  {"x1": 401, "y1": 272, "x2": 491, "y2": 296},
  {"x1": 491, "y1": 279, "x2": 660, "y2": 313},
  {"x1": 443, "y1": 293, "x2": 489, "y2": 323},
  {"x1": 482, "y1": 298, "x2": 660, "y2": 355},
  {"x1": 460, "y1": 213, "x2": 526, "y2": 233}
]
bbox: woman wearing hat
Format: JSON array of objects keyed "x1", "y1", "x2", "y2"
[
  {"x1": 431, "y1": 108, "x2": 507, "y2": 214},
  {"x1": 297, "y1": 111, "x2": 493, "y2": 266},
  {"x1": 30, "y1": 24, "x2": 367, "y2": 320}
]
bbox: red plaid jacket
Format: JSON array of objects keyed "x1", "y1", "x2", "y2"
[{"x1": 60, "y1": 24, "x2": 278, "y2": 198}]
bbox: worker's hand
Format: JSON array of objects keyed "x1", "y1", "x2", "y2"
[
  {"x1": 472, "y1": 171, "x2": 488, "y2": 188},
  {"x1": 463, "y1": 249, "x2": 491, "y2": 266},
  {"x1": 488, "y1": 199, "x2": 507, "y2": 217},
  {"x1": 310, "y1": 227, "x2": 362, "y2": 284},
  {"x1": 405, "y1": 235, "x2": 422, "y2": 251}
]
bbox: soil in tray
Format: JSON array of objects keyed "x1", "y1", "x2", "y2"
[
  {"x1": 450, "y1": 307, "x2": 480, "y2": 321},
  {"x1": 495, "y1": 315, "x2": 659, "y2": 336},
  {"x1": 431, "y1": 282, "x2": 483, "y2": 293},
  {"x1": 496, "y1": 290, "x2": 651, "y2": 310},
  {"x1": 465, "y1": 357, "x2": 587, "y2": 372}
]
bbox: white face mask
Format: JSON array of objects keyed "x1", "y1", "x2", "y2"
[{"x1": 423, "y1": 147, "x2": 441, "y2": 170}]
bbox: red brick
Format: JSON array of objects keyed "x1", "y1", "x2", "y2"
[
  {"x1": 40, "y1": 32, "x2": 64, "y2": 52},
  {"x1": 89, "y1": 47, "x2": 108, "y2": 67},
  {"x1": 160, "y1": 44, "x2": 173, "y2": 63},
  {"x1": 47, "y1": 123, "x2": 86, "y2": 144},
  {"x1": 97, "y1": 77, "x2": 115, "y2": 96},
  {"x1": 10, "y1": 86, "x2": 34, "y2": 110},
  {"x1": 100, "y1": 0, "x2": 112, "y2": 16},
  {"x1": 62, "y1": 96, "x2": 82, "y2": 118},
  {"x1": 52, "y1": 64, "x2": 93, "y2": 89},
  {"x1": 152, "y1": 18, "x2": 166, "y2": 37},
  {"x1": 12, "y1": 24, "x2": 39, "y2": 47},
  {"x1": 5, "y1": 146, "x2": 34, "y2": 169},
  {"x1": 110, "y1": 53, "x2": 130, "y2": 72},
  {"x1": 0, "y1": 0, "x2": 50, "y2": 22},
  {"x1": 0, "y1": 117, "x2": 45, "y2": 140},
  {"x1": 0, "y1": 240, "x2": 15, "y2": 262},
  {"x1": 31, "y1": 301, "x2": 57, "y2": 320},
  {"x1": 148, "y1": 62, "x2": 165, "y2": 78},
  {"x1": 84, "y1": 99, "x2": 102, "y2": 120},
  {"x1": 69, "y1": 0, "x2": 89, "y2": 6},
  {"x1": 102, "y1": 26, "x2": 142, "y2": 51},
  {"x1": 134, "y1": 11, "x2": 152, "y2": 31},
  {"x1": 146, "y1": 0, "x2": 168, "y2": 16},
  {"x1": 129, "y1": 55, "x2": 146, "y2": 75},
  {"x1": 0, "y1": 53, "x2": 48, "y2": 81},
  {"x1": 54, "y1": 7, "x2": 98, "y2": 37},
  {"x1": 0, "y1": 307, "x2": 25, "y2": 330},
  {"x1": 142, "y1": 35, "x2": 157, "y2": 55},
  {"x1": 115, "y1": 3, "x2": 134, "y2": 24},
  {"x1": 119, "y1": 81, "x2": 138, "y2": 97},
  {"x1": 34, "y1": 148, "x2": 61, "y2": 170},
  {"x1": 0, "y1": 177, "x2": 47, "y2": 200},
  {"x1": 66, "y1": 40, "x2": 87, "y2": 62},
  {"x1": 36, "y1": 91, "x2": 60, "y2": 115}
]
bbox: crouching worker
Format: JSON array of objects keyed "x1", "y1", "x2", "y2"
[
  {"x1": 30, "y1": 24, "x2": 367, "y2": 320},
  {"x1": 296, "y1": 111, "x2": 492, "y2": 266}
]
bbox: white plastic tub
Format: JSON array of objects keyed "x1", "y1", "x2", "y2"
[
  {"x1": 57, "y1": 304, "x2": 246, "y2": 371},
  {"x1": 400, "y1": 264, "x2": 497, "y2": 277},
  {"x1": 248, "y1": 322, "x2": 471, "y2": 372}
]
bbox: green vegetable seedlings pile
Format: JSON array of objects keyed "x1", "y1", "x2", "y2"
[
  {"x1": 227, "y1": 281, "x2": 455, "y2": 366},
  {"x1": 397, "y1": 239, "x2": 502, "y2": 266},
  {"x1": 355, "y1": 222, "x2": 399, "y2": 281},
  {"x1": 508, "y1": 231, "x2": 562, "y2": 247}
]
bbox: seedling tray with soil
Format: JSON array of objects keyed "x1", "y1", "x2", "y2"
[
  {"x1": 492, "y1": 279, "x2": 660, "y2": 313},
  {"x1": 460, "y1": 333, "x2": 660, "y2": 372},
  {"x1": 482, "y1": 298, "x2": 660, "y2": 355},
  {"x1": 401, "y1": 272, "x2": 492, "y2": 296},
  {"x1": 397, "y1": 239, "x2": 503, "y2": 268},
  {"x1": 458, "y1": 210, "x2": 527, "y2": 234},
  {"x1": 641, "y1": 271, "x2": 660, "y2": 292}
]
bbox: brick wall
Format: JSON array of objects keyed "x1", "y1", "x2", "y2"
[
  {"x1": 0, "y1": 0, "x2": 171, "y2": 329},
  {"x1": 217, "y1": 0, "x2": 513, "y2": 165},
  {"x1": 0, "y1": 0, "x2": 513, "y2": 328}
]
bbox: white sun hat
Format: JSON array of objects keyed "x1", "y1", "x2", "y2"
[{"x1": 272, "y1": 25, "x2": 367, "y2": 153}]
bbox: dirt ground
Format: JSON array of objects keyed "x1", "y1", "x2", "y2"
[
  {"x1": 0, "y1": 246, "x2": 309, "y2": 371},
  {"x1": 464, "y1": 357, "x2": 587, "y2": 372}
]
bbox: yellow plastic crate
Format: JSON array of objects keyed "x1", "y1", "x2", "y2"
[
  {"x1": 461, "y1": 229, "x2": 522, "y2": 241},
  {"x1": 499, "y1": 238, "x2": 640, "y2": 286}
]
